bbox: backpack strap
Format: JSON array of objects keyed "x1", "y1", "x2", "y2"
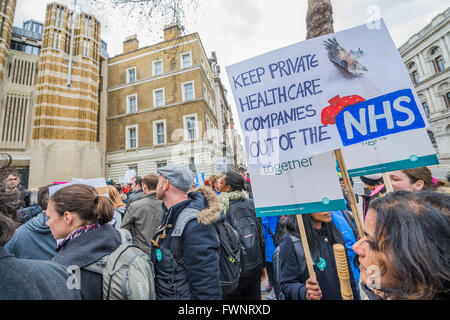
[
  {"x1": 82, "y1": 228, "x2": 132, "y2": 275},
  {"x1": 289, "y1": 235, "x2": 310, "y2": 276},
  {"x1": 341, "y1": 210, "x2": 359, "y2": 240},
  {"x1": 171, "y1": 208, "x2": 200, "y2": 265}
]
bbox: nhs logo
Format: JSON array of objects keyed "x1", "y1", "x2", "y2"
[{"x1": 335, "y1": 89, "x2": 425, "y2": 146}]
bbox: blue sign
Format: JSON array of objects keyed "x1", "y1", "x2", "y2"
[{"x1": 335, "y1": 89, "x2": 425, "y2": 146}]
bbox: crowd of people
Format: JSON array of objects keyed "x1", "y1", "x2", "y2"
[{"x1": 0, "y1": 151, "x2": 449, "y2": 300}]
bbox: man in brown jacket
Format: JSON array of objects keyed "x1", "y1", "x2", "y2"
[{"x1": 120, "y1": 174, "x2": 163, "y2": 254}]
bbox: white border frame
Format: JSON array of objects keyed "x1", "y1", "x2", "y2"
[
  {"x1": 125, "y1": 124, "x2": 138, "y2": 149},
  {"x1": 182, "y1": 80, "x2": 195, "y2": 101},
  {"x1": 126, "y1": 66, "x2": 137, "y2": 83},
  {"x1": 152, "y1": 59, "x2": 164, "y2": 76},
  {"x1": 180, "y1": 51, "x2": 192, "y2": 69},
  {"x1": 153, "y1": 88, "x2": 165, "y2": 108},
  {"x1": 126, "y1": 94, "x2": 138, "y2": 113},
  {"x1": 183, "y1": 113, "x2": 199, "y2": 141},
  {"x1": 153, "y1": 119, "x2": 167, "y2": 146}
]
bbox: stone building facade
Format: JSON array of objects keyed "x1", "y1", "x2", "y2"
[
  {"x1": 28, "y1": 2, "x2": 108, "y2": 187},
  {"x1": 1, "y1": 1, "x2": 243, "y2": 187},
  {"x1": 105, "y1": 25, "x2": 237, "y2": 181},
  {"x1": 399, "y1": 7, "x2": 450, "y2": 170}
]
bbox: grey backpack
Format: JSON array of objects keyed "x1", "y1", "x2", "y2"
[{"x1": 84, "y1": 228, "x2": 156, "y2": 300}]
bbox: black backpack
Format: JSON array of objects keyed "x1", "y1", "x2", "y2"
[
  {"x1": 272, "y1": 235, "x2": 306, "y2": 300},
  {"x1": 226, "y1": 198, "x2": 265, "y2": 274},
  {"x1": 171, "y1": 208, "x2": 242, "y2": 296}
]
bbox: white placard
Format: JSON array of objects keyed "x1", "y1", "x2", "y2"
[
  {"x1": 249, "y1": 152, "x2": 346, "y2": 217},
  {"x1": 226, "y1": 19, "x2": 427, "y2": 166},
  {"x1": 49, "y1": 178, "x2": 109, "y2": 198},
  {"x1": 343, "y1": 128, "x2": 439, "y2": 177}
]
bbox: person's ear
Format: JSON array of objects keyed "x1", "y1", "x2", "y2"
[
  {"x1": 413, "y1": 180, "x2": 425, "y2": 191},
  {"x1": 63, "y1": 211, "x2": 73, "y2": 225},
  {"x1": 225, "y1": 185, "x2": 232, "y2": 193}
]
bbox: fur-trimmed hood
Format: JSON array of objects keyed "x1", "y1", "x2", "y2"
[
  {"x1": 189, "y1": 186, "x2": 222, "y2": 225},
  {"x1": 437, "y1": 186, "x2": 450, "y2": 195}
]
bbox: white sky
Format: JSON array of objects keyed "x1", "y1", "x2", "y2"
[{"x1": 14, "y1": 0, "x2": 449, "y2": 136}]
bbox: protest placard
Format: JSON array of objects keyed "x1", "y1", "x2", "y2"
[
  {"x1": 123, "y1": 170, "x2": 136, "y2": 184},
  {"x1": 216, "y1": 157, "x2": 228, "y2": 173},
  {"x1": 49, "y1": 178, "x2": 109, "y2": 198},
  {"x1": 226, "y1": 19, "x2": 427, "y2": 166},
  {"x1": 249, "y1": 152, "x2": 346, "y2": 217},
  {"x1": 342, "y1": 128, "x2": 439, "y2": 177}
]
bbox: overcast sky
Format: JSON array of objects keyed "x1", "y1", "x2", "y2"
[{"x1": 14, "y1": 0, "x2": 449, "y2": 135}]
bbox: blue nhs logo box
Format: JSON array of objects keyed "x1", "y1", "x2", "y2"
[{"x1": 335, "y1": 89, "x2": 426, "y2": 146}]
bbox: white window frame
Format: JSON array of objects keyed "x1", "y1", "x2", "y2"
[
  {"x1": 126, "y1": 66, "x2": 137, "y2": 83},
  {"x1": 182, "y1": 81, "x2": 195, "y2": 101},
  {"x1": 152, "y1": 59, "x2": 163, "y2": 76},
  {"x1": 153, "y1": 88, "x2": 165, "y2": 108},
  {"x1": 126, "y1": 94, "x2": 138, "y2": 113},
  {"x1": 156, "y1": 160, "x2": 167, "y2": 169},
  {"x1": 183, "y1": 113, "x2": 199, "y2": 141},
  {"x1": 205, "y1": 114, "x2": 212, "y2": 140},
  {"x1": 153, "y1": 119, "x2": 167, "y2": 146},
  {"x1": 181, "y1": 51, "x2": 192, "y2": 68},
  {"x1": 125, "y1": 124, "x2": 138, "y2": 150}
]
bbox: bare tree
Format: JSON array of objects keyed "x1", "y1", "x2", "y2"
[
  {"x1": 91, "y1": 0, "x2": 200, "y2": 32},
  {"x1": 306, "y1": 0, "x2": 334, "y2": 39}
]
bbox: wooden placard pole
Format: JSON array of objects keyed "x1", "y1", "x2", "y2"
[
  {"x1": 382, "y1": 172, "x2": 394, "y2": 193},
  {"x1": 334, "y1": 149, "x2": 364, "y2": 239},
  {"x1": 296, "y1": 214, "x2": 316, "y2": 280}
]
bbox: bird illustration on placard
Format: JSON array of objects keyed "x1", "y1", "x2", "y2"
[{"x1": 324, "y1": 38, "x2": 368, "y2": 76}]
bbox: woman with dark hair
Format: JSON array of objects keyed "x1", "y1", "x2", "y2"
[
  {"x1": 0, "y1": 153, "x2": 80, "y2": 300},
  {"x1": 388, "y1": 167, "x2": 446, "y2": 192},
  {"x1": 47, "y1": 184, "x2": 122, "y2": 300},
  {"x1": 218, "y1": 171, "x2": 265, "y2": 300},
  {"x1": 279, "y1": 213, "x2": 359, "y2": 300},
  {"x1": 353, "y1": 191, "x2": 450, "y2": 300}
]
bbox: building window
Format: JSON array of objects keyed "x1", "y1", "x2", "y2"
[
  {"x1": 83, "y1": 40, "x2": 90, "y2": 57},
  {"x1": 182, "y1": 81, "x2": 195, "y2": 101},
  {"x1": 206, "y1": 115, "x2": 213, "y2": 140},
  {"x1": 85, "y1": 16, "x2": 92, "y2": 37},
  {"x1": 55, "y1": 6, "x2": 63, "y2": 28},
  {"x1": 153, "y1": 120, "x2": 166, "y2": 145},
  {"x1": 430, "y1": 46, "x2": 440, "y2": 55},
  {"x1": 156, "y1": 161, "x2": 167, "y2": 169},
  {"x1": 422, "y1": 102, "x2": 430, "y2": 117},
  {"x1": 126, "y1": 67, "x2": 136, "y2": 83},
  {"x1": 153, "y1": 88, "x2": 165, "y2": 107},
  {"x1": 153, "y1": 60, "x2": 163, "y2": 76},
  {"x1": 127, "y1": 94, "x2": 137, "y2": 113},
  {"x1": 445, "y1": 92, "x2": 450, "y2": 109},
  {"x1": 427, "y1": 130, "x2": 438, "y2": 151},
  {"x1": 181, "y1": 52, "x2": 192, "y2": 68},
  {"x1": 411, "y1": 70, "x2": 419, "y2": 85},
  {"x1": 184, "y1": 114, "x2": 198, "y2": 140},
  {"x1": 434, "y1": 56, "x2": 445, "y2": 73},
  {"x1": 189, "y1": 157, "x2": 196, "y2": 173},
  {"x1": 128, "y1": 164, "x2": 138, "y2": 176},
  {"x1": 126, "y1": 125, "x2": 138, "y2": 149}
]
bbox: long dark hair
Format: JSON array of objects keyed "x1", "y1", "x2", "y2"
[
  {"x1": 224, "y1": 171, "x2": 249, "y2": 192},
  {"x1": 282, "y1": 214, "x2": 344, "y2": 261},
  {"x1": 368, "y1": 191, "x2": 450, "y2": 300},
  {"x1": 0, "y1": 154, "x2": 20, "y2": 245}
]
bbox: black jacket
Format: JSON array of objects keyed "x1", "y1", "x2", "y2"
[
  {"x1": 53, "y1": 224, "x2": 121, "y2": 300},
  {"x1": 0, "y1": 246, "x2": 81, "y2": 300},
  {"x1": 151, "y1": 187, "x2": 222, "y2": 300},
  {"x1": 279, "y1": 229, "x2": 359, "y2": 300}
]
